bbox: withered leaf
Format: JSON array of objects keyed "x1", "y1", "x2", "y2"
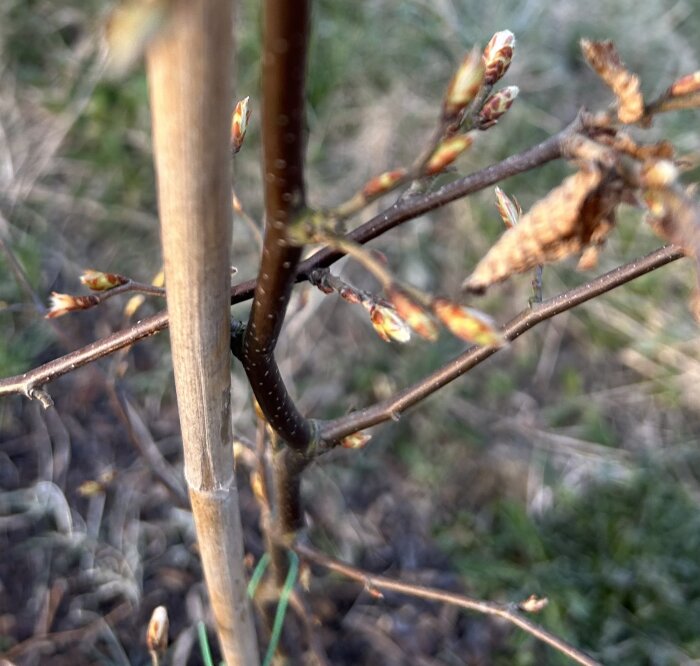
[
  {"x1": 581, "y1": 39, "x2": 644, "y2": 124},
  {"x1": 644, "y1": 183, "x2": 700, "y2": 257},
  {"x1": 463, "y1": 167, "x2": 623, "y2": 293}
]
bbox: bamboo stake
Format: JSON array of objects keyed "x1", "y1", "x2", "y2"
[{"x1": 146, "y1": 1, "x2": 259, "y2": 664}]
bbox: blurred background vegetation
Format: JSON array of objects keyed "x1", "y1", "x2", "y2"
[{"x1": 1, "y1": 0, "x2": 699, "y2": 664}]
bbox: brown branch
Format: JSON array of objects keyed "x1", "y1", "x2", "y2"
[
  {"x1": 0, "y1": 310, "x2": 169, "y2": 401},
  {"x1": 238, "y1": 0, "x2": 315, "y2": 453},
  {"x1": 295, "y1": 543, "x2": 601, "y2": 666},
  {"x1": 0, "y1": 125, "x2": 576, "y2": 402},
  {"x1": 319, "y1": 244, "x2": 685, "y2": 444},
  {"x1": 296, "y1": 116, "x2": 581, "y2": 279}
]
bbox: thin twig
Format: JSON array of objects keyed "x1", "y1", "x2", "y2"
[
  {"x1": 295, "y1": 543, "x2": 601, "y2": 666},
  {"x1": 0, "y1": 117, "x2": 643, "y2": 405},
  {"x1": 319, "y1": 244, "x2": 685, "y2": 444},
  {"x1": 296, "y1": 117, "x2": 581, "y2": 280},
  {"x1": 47, "y1": 279, "x2": 165, "y2": 318}
]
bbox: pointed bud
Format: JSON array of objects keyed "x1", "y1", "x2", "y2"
[
  {"x1": 443, "y1": 48, "x2": 485, "y2": 119},
  {"x1": 369, "y1": 303, "x2": 412, "y2": 343},
  {"x1": 668, "y1": 71, "x2": 700, "y2": 97},
  {"x1": 46, "y1": 292, "x2": 99, "y2": 319},
  {"x1": 518, "y1": 595, "x2": 548, "y2": 613},
  {"x1": 478, "y1": 86, "x2": 519, "y2": 129},
  {"x1": 365, "y1": 583, "x2": 385, "y2": 599},
  {"x1": 432, "y1": 298, "x2": 505, "y2": 346},
  {"x1": 80, "y1": 269, "x2": 128, "y2": 292},
  {"x1": 494, "y1": 186, "x2": 521, "y2": 228},
  {"x1": 425, "y1": 135, "x2": 473, "y2": 175},
  {"x1": 146, "y1": 605, "x2": 169, "y2": 654},
  {"x1": 362, "y1": 169, "x2": 408, "y2": 199},
  {"x1": 341, "y1": 431, "x2": 372, "y2": 449},
  {"x1": 388, "y1": 289, "x2": 439, "y2": 341},
  {"x1": 231, "y1": 96, "x2": 251, "y2": 154},
  {"x1": 483, "y1": 30, "x2": 515, "y2": 85}
]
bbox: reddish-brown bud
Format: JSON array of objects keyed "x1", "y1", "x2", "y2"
[
  {"x1": 483, "y1": 30, "x2": 515, "y2": 85},
  {"x1": 443, "y1": 48, "x2": 485, "y2": 118},
  {"x1": 369, "y1": 303, "x2": 411, "y2": 343},
  {"x1": 80, "y1": 269, "x2": 128, "y2": 291},
  {"x1": 46, "y1": 292, "x2": 99, "y2": 319},
  {"x1": 388, "y1": 289, "x2": 439, "y2": 341},
  {"x1": 432, "y1": 298, "x2": 505, "y2": 346},
  {"x1": 231, "y1": 96, "x2": 251, "y2": 154},
  {"x1": 362, "y1": 169, "x2": 408, "y2": 199},
  {"x1": 425, "y1": 135, "x2": 473, "y2": 175},
  {"x1": 478, "y1": 85, "x2": 519, "y2": 129}
]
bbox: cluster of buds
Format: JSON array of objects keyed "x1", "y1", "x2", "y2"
[
  {"x1": 309, "y1": 269, "x2": 411, "y2": 344},
  {"x1": 230, "y1": 96, "x2": 251, "y2": 154},
  {"x1": 441, "y1": 30, "x2": 516, "y2": 151},
  {"x1": 311, "y1": 267, "x2": 504, "y2": 348}
]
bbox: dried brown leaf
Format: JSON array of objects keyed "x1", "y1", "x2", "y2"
[
  {"x1": 644, "y1": 184, "x2": 700, "y2": 256},
  {"x1": 463, "y1": 167, "x2": 624, "y2": 293},
  {"x1": 581, "y1": 39, "x2": 644, "y2": 124}
]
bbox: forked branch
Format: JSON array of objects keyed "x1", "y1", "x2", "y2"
[
  {"x1": 0, "y1": 125, "x2": 579, "y2": 402},
  {"x1": 319, "y1": 244, "x2": 685, "y2": 444},
  {"x1": 237, "y1": 0, "x2": 316, "y2": 454}
]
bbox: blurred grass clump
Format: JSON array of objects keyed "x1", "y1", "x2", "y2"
[{"x1": 437, "y1": 468, "x2": 700, "y2": 665}]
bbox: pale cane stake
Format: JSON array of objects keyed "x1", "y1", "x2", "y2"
[{"x1": 146, "y1": 1, "x2": 259, "y2": 664}]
